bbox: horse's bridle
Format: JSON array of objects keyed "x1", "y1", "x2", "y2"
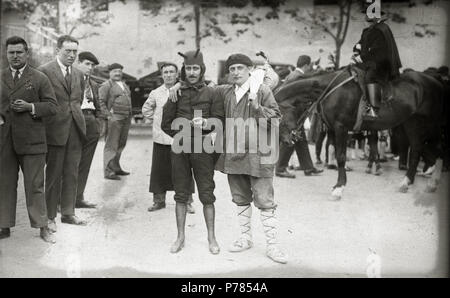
[{"x1": 288, "y1": 68, "x2": 357, "y2": 144}]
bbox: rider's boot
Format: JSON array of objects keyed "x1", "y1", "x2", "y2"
[{"x1": 366, "y1": 83, "x2": 381, "y2": 118}]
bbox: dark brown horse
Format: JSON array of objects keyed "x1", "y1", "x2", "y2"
[{"x1": 274, "y1": 66, "x2": 445, "y2": 199}]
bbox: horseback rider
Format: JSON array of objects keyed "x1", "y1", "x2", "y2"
[{"x1": 353, "y1": 11, "x2": 402, "y2": 118}]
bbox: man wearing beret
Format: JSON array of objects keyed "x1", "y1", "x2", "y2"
[
  {"x1": 161, "y1": 50, "x2": 223, "y2": 254},
  {"x1": 99, "y1": 63, "x2": 132, "y2": 180},
  {"x1": 75, "y1": 51, "x2": 105, "y2": 208},
  {"x1": 38, "y1": 35, "x2": 87, "y2": 230},
  {"x1": 214, "y1": 53, "x2": 287, "y2": 264}
]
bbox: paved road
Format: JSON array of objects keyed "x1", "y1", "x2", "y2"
[{"x1": 0, "y1": 125, "x2": 447, "y2": 277}]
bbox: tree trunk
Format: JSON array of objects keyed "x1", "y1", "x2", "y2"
[
  {"x1": 334, "y1": 42, "x2": 341, "y2": 70},
  {"x1": 194, "y1": 0, "x2": 201, "y2": 50}
]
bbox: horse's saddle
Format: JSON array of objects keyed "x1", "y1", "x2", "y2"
[
  {"x1": 348, "y1": 65, "x2": 395, "y2": 130},
  {"x1": 348, "y1": 65, "x2": 394, "y2": 104}
]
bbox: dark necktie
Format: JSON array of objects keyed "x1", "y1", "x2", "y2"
[
  {"x1": 65, "y1": 66, "x2": 71, "y2": 90},
  {"x1": 85, "y1": 76, "x2": 93, "y2": 103},
  {"x1": 13, "y1": 70, "x2": 20, "y2": 85}
]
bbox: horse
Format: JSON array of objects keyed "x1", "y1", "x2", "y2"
[
  {"x1": 273, "y1": 65, "x2": 445, "y2": 199},
  {"x1": 365, "y1": 130, "x2": 383, "y2": 176}
]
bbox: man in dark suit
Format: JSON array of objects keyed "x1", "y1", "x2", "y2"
[
  {"x1": 75, "y1": 51, "x2": 105, "y2": 208},
  {"x1": 0, "y1": 36, "x2": 57, "y2": 242},
  {"x1": 276, "y1": 55, "x2": 323, "y2": 178},
  {"x1": 284, "y1": 55, "x2": 313, "y2": 84},
  {"x1": 38, "y1": 35, "x2": 87, "y2": 231}
]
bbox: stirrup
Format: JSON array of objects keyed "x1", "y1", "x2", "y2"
[
  {"x1": 365, "y1": 107, "x2": 379, "y2": 118},
  {"x1": 266, "y1": 245, "x2": 288, "y2": 264},
  {"x1": 228, "y1": 237, "x2": 253, "y2": 252}
]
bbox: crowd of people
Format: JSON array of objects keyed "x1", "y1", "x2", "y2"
[
  {"x1": 0, "y1": 35, "x2": 134, "y2": 244},
  {"x1": 0, "y1": 9, "x2": 448, "y2": 267}
]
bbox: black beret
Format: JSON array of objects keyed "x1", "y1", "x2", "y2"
[
  {"x1": 109, "y1": 63, "x2": 123, "y2": 71},
  {"x1": 225, "y1": 53, "x2": 253, "y2": 71},
  {"x1": 78, "y1": 51, "x2": 99, "y2": 65}
]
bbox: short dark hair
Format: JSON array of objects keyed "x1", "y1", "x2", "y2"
[
  {"x1": 6, "y1": 36, "x2": 28, "y2": 51},
  {"x1": 297, "y1": 55, "x2": 311, "y2": 68},
  {"x1": 57, "y1": 35, "x2": 79, "y2": 48},
  {"x1": 160, "y1": 62, "x2": 178, "y2": 72}
]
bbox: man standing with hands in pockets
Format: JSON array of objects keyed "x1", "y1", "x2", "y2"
[{"x1": 39, "y1": 35, "x2": 87, "y2": 231}]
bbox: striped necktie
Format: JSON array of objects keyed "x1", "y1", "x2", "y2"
[
  {"x1": 65, "y1": 66, "x2": 71, "y2": 90},
  {"x1": 13, "y1": 70, "x2": 20, "y2": 85}
]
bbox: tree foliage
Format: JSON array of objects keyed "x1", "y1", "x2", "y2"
[
  {"x1": 138, "y1": 0, "x2": 287, "y2": 48},
  {"x1": 1, "y1": 0, "x2": 125, "y2": 39}
]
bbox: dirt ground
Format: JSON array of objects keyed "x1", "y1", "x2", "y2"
[{"x1": 0, "y1": 125, "x2": 448, "y2": 278}]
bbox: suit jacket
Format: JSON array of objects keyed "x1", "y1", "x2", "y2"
[
  {"x1": 283, "y1": 69, "x2": 307, "y2": 85},
  {"x1": 38, "y1": 60, "x2": 86, "y2": 146},
  {"x1": 0, "y1": 65, "x2": 58, "y2": 155}
]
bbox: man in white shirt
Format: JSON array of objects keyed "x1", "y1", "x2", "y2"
[{"x1": 142, "y1": 63, "x2": 195, "y2": 213}]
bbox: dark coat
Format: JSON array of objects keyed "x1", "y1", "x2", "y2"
[
  {"x1": 161, "y1": 82, "x2": 224, "y2": 138},
  {"x1": 38, "y1": 60, "x2": 86, "y2": 145},
  {"x1": 87, "y1": 77, "x2": 105, "y2": 118},
  {"x1": 357, "y1": 21, "x2": 402, "y2": 80},
  {"x1": 283, "y1": 69, "x2": 306, "y2": 85},
  {"x1": 0, "y1": 65, "x2": 58, "y2": 154}
]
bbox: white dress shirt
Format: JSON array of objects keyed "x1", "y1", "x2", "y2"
[
  {"x1": 294, "y1": 67, "x2": 305, "y2": 74},
  {"x1": 56, "y1": 57, "x2": 71, "y2": 77},
  {"x1": 10, "y1": 64, "x2": 26, "y2": 80},
  {"x1": 234, "y1": 80, "x2": 250, "y2": 104},
  {"x1": 81, "y1": 75, "x2": 96, "y2": 110}
]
